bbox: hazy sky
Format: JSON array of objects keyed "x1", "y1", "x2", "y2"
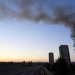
[{"x1": 0, "y1": 0, "x2": 75, "y2": 62}]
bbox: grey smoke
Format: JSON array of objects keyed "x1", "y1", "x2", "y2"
[
  {"x1": 0, "y1": 0, "x2": 75, "y2": 47},
  {"x1": 0, "y1": 3, "x2": 16, "y2": 20}
]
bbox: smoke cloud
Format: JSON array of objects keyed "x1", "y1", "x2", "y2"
[{"x1": 0, "y1": 0, "x2": 75, "y2": 47}]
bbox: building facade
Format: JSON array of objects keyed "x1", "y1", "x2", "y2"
[
  {"x1": 59, "y1": 45, "x2": 71, "y2": 64},
  {"x1": 49, "y1": 52, "x2": 54, "y2": 65}
]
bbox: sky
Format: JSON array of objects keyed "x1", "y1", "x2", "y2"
[{"x1": 0, "y1": 0, "x2": 75, "y2": 62}]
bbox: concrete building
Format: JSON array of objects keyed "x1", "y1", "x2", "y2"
[
  {"x1": 59, "y1": 45, "x2": 71, "y2": 64},
  {"x1": 49, "y1": 52, "x2": 54, "y2": 65}
]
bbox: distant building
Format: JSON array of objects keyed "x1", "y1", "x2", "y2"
[
  {"x1": 59, "y1": 45, "x2": 71, "y2": 64},
  {"x1": 49, "y1": 52, "x2": 54, "y2": 65}
]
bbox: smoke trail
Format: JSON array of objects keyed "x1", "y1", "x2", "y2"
[
  {"x1": 0, "y1": 0, "x2": 75, "y2": 47},
  {"x1": 0, "y1": 3, "x2": 16, "y2": 20},
  {"x1": 52, "y1": 5, "x2": 75, "y2": 47}
]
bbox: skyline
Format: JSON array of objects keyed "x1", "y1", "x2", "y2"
[{"x1": 0, "y1": 0, "x2": 75, "y2": 62}]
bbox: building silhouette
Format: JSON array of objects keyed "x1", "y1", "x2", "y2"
[
  {"x1": 59, "y1": 45, "x2": 71, "y2": 64},
  {"x1": 49, "y1": 52, "x2": 54, "y2": 65}
]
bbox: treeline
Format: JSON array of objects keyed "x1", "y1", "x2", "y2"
[{"x1": 44, "y1": 58, "x2": 75, "y2": 75}]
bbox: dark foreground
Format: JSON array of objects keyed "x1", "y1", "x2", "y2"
[{"x1": 0, "y1": 65, "x2": 42, "y2": 75}]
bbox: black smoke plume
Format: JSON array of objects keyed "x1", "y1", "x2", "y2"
[{"x1": 0, "y1": 0, "x2": 75, "y2": 47}]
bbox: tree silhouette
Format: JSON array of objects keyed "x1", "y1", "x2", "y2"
[{"x1": 52, "y1": 58, "x2": 69, "y2": 75}]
